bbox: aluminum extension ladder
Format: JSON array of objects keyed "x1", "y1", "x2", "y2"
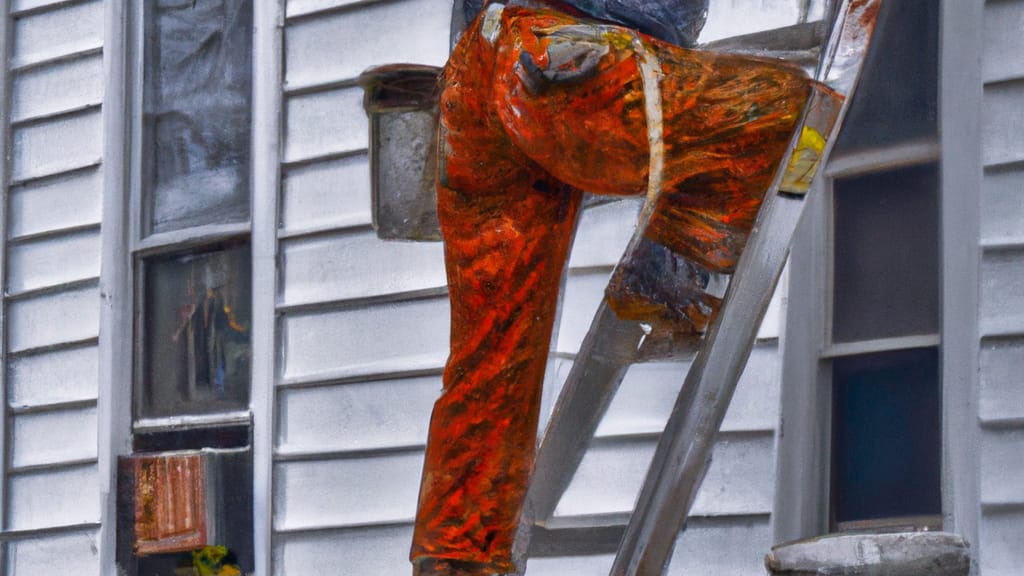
[{"x1": 510, "y1": 1, "x2": 884, "y2": 574}]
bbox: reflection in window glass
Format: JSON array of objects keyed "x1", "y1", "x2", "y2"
[
  {"x1": 832, "y1": 164, "x2": 939, "y2": 343},
  {"x1": 140, "y1": 244, "x2": 251, "y2": 419},
  {"x1": 831, "y1": 348, "x2": 941, "y2": 526},
  {"x1": 143, "y1": 0, "x2": 252, "y2": 234}
]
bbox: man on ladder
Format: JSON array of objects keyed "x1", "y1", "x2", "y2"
[{"x1": 410, "y1": 2, "x2": 843, "y2": 574}]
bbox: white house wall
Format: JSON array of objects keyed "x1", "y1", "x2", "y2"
[
  {"x1": 978, "y1": 1, "x2": 1024, "y2": 574},
  {"x1": 273, "y1": 0, "x2": 451, "y2": 573},
  {"x1": 2, "y1": 0, "x2": 105, "y2": 572},
  {"x1": 274, "y1": 0, "x2": 797, "y2": 574}
]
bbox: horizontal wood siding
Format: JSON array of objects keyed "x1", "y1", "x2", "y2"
[
  {"x1": 979, "y1": 337, "x2": 1024, "y2": 423},
  {"x1": 280, "y1": 229, "x2": 446, "y2": 306},
  {"x1": 2, "y1": 2, "x2": 104, "y2": 572},
  {"x1": 5, "y1": 528, "x2": 101, "y2": 575},
  {"x1": 555, "y1": 433, "x2": 775, "y2": 518},
  {"x1": 10, "y1": 0, "x2": 102, "y2": 69},
  {"x1": 273, "y1": 1, "x2": 450, "y2": 572},
  {"x1": 7, "y1": 464, "x2": 100, "y2": 531},
  {"x1": 979, "y1": 1, "x2": 1024, "y2": 574},
  {"x1": 279, "y1": 154, "x2": 371, "y2": 234},
  {"x1": 274, "y1": 524, "x2": 415, "y2": 574},
  {"x1": 277, "y1": 375, "x2": 437, "y2": 456}
]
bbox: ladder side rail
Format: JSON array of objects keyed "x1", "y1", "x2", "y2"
[{"x1": 609, "y1": 0, "x2": 881, "y2": 573}]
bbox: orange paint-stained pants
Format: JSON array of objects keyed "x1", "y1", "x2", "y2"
[{"x1": 411, "y1": 4, "x2": 813, "y2": 573}]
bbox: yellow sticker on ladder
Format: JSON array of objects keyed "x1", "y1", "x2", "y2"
[{"x1": 780, "y1": 126, "x2": 827, "y2": 195}]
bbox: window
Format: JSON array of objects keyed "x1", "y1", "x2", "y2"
[
  {"x1": 824, "y1": 0, "x2": 941, "y2": 532},
  {"x1": 117, "y1": 1, "x2": 255, "y2": 574},
  {"x1": 828, "y1": 162, "x2": 941, "y2": 531},
  {"x1": 775, "y1": 0, "x2": 942, "y2": 541}
]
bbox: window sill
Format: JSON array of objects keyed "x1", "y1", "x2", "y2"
[{"x1": 765, "y1": 531, "x2": 970, "y2": 576}]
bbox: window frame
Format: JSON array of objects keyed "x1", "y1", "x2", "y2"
[
  {"x1": 773, "y1": 0, "x2": 984, "y2": 549},
  {"x1": 774, "y1": 140, "x2": 945, "y2": 541},
  {"x1": 98, "y1": 0, "x2": 282, "y2": 574},
  {"x1": 127, "y1": 0, "x2": 256, "y2": 436},
  {"x1": 827, "y1": 142, "x2": 943, "y2": 534}
]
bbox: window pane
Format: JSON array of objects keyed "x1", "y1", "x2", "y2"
[
  {"x1": 832, "y1": 0, "x2": 938, "y2": 153},
  {"x1": 139, "y1": 244, "x2": 251, "y2": 419},
  {"x1": 831, "y1": 347, "x2": 941, "y2": 525},
  {"x1": 832, "y1": 163, "x2": 939, "y2": 343},
  {"x1": 143, "y1": 0, "x2": 252, "y2": 234}
]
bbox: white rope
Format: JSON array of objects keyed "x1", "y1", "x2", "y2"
[{"x1": 631, "y1": 33, "x2": 666, "y2": 226}]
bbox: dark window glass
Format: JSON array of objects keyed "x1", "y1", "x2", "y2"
[
  {"x1": 832, "y1": 163, "x2": 939, "y2": 343},
  {"x1": 833, "y1": 0, "x2": 938, "y2": 153},
  {"x1": 831, "y1": 348, "x2": 941, "y2": 525},
  {"x1": 143, "y1": 0, "x2": 253, "y2": 234},
  {"x1": 133, "y1": 424, "x2": 250, "y2": 452},
  {"x1": 139, "y1": 244, "x2": 251, "y2": 419}
]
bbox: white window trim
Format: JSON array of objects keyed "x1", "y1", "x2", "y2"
[
  {"x1": 774, "y1": 138, "x2": 943, "y2": 543},
  {"x1": 97, "y1": 1, "x2": 283, "y2": 575},
  {"x1": 773, "y1": 4, "x2": 984, "y2": 566}
]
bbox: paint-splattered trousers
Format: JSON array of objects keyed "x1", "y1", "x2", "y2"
[{"x1": 411, "y1": 4, "x2": 814, "y2": 574}]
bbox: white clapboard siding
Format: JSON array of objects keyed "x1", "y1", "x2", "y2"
[
  {"x1": 982, "y1": 167, "x2": 1024, "y2": 245},
  {"x1": 701, "y1": 0, "x2": 802, "y2": 43},
  {"x1": 983, "y1": 0, "x2": 1024, "y2": 84},
  {"x1": 593, "y1": 345, "x2": 780, "y2": 438},
  {"x1": 982, "y1": 80, "x2": 1024, "y2": 168},
  {"x1": 7, "y1": 285, "x2": 101, "y2": 354},
  {"x1": 10, "y1": 406, "x2": 98, "y2": 470},
  {"x1": 10, "y1": 53, "x2": 103, "y2": 122},
  {"x1": 284, "y1": 87, "x2": 366, "y2": 164},
  {"x1": 6, "y1": 229, "x2": 101, "y2": 295},
  {"x1": 281, "y1": 296, "x2": 450, "y2": 383},
  {"x1": 277, "y1": 375, "x2": 439, "y2": 456},
  {"x1": 274, "y1": 451, "x2": 424, "y2": 531},
  {"x1": 10, "y1": 0, "x2": 103, "y2": 69},
  {"x1": 555, "y1": 433, "x2": 775, "y2": 518},
  {"x1": 568, "y1": 200, "x2": 642, "y2": 269},
  {"x1": 979, "y1": 337, "x2": 1024, "y2": 423},
  {"x1": 7, "y1": 167, "x2": 102, "y2": 239},
  {"x1": 980, "y1": 248, "x2": 1024, "y2": 337},
  {"x1": 6, "y1": 464, "x2": 101, "y2": 531},
  {"x1": 527, "y1": 517, "x2": 771, "y2": 576},
  {"x1": 556, "y1": 270, "x2": 615, "y2": 355},
  {"x1": 280, "y1": 229, "x2": 446, "y2": 307},
  {"x1": 280, "y1": 154, "x2": 372, "y2": 234},
  {"x1": 666, "y1": 516, "x2": 772, "y2": 576},
  {"x1": 274, "y1": 2, "x2": 456, "y2": 573},
  {"x1": 542, "y1": 346, "x2": 780, "y2": 439},
  {"x1": 980, "y1": 508, "x2": 1024, "y2": 576},
  {"x1": 284, "y1": 0, "x2": 450, "y2": 90},
  {"x1": 4, "y1": 2, "x2": 105, "y2": 569},
  {"x1": 981, "y1": 428, "x2": 1024, "y2": 506},
  {"x1": 10, "y1": 111, "x2": 102, "y2": 183},
  {"x1": 979, "y1": 3, "x2": 1024, "y2": 575},
  {"x1": 8, "y1": 345, "x2": 99, "y2": 409},
  {"x1": 5, "y1": 528, "x2": 101, "y2": 575},
  {"x1": 275, "y1": 525, "x2": 415, "y2": 575}
]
